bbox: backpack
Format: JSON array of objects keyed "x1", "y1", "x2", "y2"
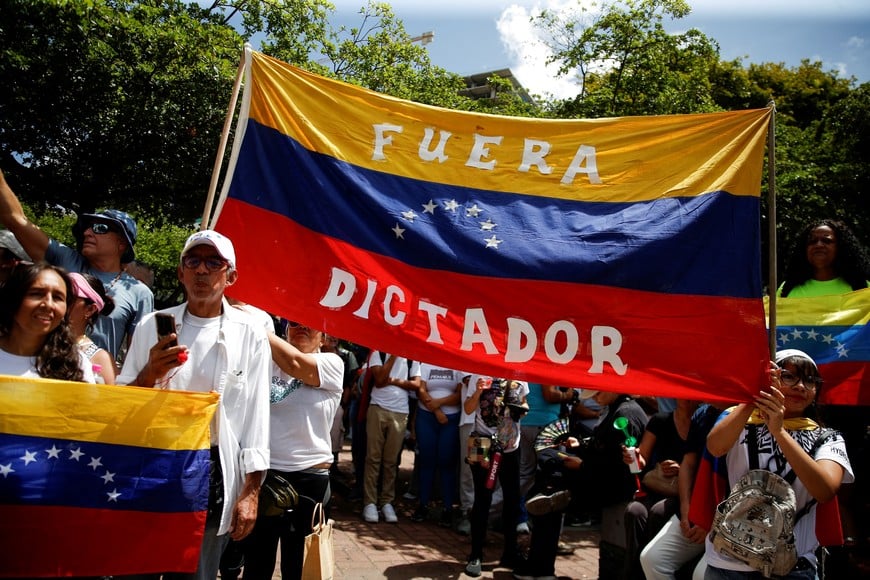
[{"x1": 710, "y1": 426, "x2": 837, "y2": 578}]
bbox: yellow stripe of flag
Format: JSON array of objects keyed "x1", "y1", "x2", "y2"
[{"x1": 0, "y1": 376, "x2": 219, "y2": 451}]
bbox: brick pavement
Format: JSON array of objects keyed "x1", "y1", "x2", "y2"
[{"x1": 271, "y1": 442, "x2": 602, "y2": 580}]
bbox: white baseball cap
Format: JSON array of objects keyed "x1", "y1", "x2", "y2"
[{"x1": 181, "y1": 230, "x2": 236, "y2": 270}]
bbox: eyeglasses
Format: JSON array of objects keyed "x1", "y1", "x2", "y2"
[
  {"x1": 181, "y1": 255, "x2": 229, "y2": 272},
  {"x1": 780, "y1": 369, "x2": 822, "y2": 389},
  {"x1": 88, "y1": 222, "x2": 117, "y2": 235}
]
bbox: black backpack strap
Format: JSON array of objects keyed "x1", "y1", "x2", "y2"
[{"x1": 748, "y1": 424, "x2": 760, "y2": 470}]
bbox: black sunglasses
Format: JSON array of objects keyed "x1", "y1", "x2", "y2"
[
  {"x1": 88, "y1": 222, "x2": 120, "y2": 235},
  {"x1": 780, "y1": 369, "x2": 822, "y2": 389},
  {"x1": 181, "y1": 255, "x2": 229, "y2": 272}
]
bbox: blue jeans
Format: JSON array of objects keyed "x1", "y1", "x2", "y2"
[{"x1": 415, "y1": 409, "x2": 460, "y2": 508}]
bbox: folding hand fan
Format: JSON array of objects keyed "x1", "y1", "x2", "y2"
[{"x1": 534, "y1": 417, "x2": 572, "y2": 451}]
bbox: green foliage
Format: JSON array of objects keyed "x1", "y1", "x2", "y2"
[
  {"x1": 0, "y1": 0, "x2": 245, "y2": 222},
  {"x1": 537, "y1": 0, "x2": 720, "y2": 117}
]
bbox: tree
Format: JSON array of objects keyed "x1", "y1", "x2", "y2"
[
  {"x1": 534, "y1": 0, "x2": 721, "y2": 117},
  {"x1": 0, "y1": 0, "x2": 248, "y2": 220}
]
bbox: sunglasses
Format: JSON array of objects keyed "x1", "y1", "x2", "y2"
[
  {"x1": 780, "y1": 369, "x2": 822, "y2": 389},
  {"x1": 88, "y1": 222, "x2": 118, "y2": 235},
  {"x1": 181, "y1": 255, "x2": 229, "y2": 272}
]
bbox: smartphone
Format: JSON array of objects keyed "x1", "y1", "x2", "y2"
[{"x1": 154, "y1": 313, "x2": 178, "y2": 348}]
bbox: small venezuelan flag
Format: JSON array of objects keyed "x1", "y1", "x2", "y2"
[
  {"x1": 0, "y1": 376, "x2": 218, "y2": 577},
  {"x1": 767, "y1": 288, "x2": 870, "y2": 405}
]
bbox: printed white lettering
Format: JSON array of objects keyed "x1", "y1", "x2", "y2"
[
  {"x1": 319, "y1": 267, "x2": 356, "y2": 308},
  {"x1": 544, "y1": 320, "x2": 580, "y2": 364},
  {"x1": 518, "y1": 139, "x2": 553, "y2": 175},
  {"x1": 419, "y1": 128, "x2": 451, "y2": 163},
  {"x1": 461, "y1": 308, "x2": 499, "y2": 354},
  {"x1": 319, "y1": 267, "x2": 627, "y2": 375},
  {"x1": 505, "y1": 317, "x2": 537, "y2": 362},
  {"x1": 589, "y1": 326, "x2": 627, "y2": 374},
  {"x1": 383, "y1": 285, "x2": 406, "y2": 326},
  {"x1": 562, "y1": 145, "x2": 602, "y2": 185},
  {"x1": 372, "y1": 123, "x2": 403, "y2": 161},
  {"x1": 353, "y1": 278, "x2": 378, "y2": 319},
  {"x1": 465, "y1": 134, "x2": 504, "y2": 170},
  {"x1": 418, "y1": 301, "x2": 448, "y2": 344}
]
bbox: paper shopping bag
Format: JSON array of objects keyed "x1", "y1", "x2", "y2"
[{"x1": 302, "y1": 503, "x2": 334, "y2": 580}]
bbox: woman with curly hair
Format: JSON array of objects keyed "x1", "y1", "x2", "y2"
[
  {"x1": 779, "y1": 219, "x2": 870, "y2": 297},
  {"x1": 0, "y1": 262, "x2": 93, "y2": 382},
  {"x1": 777, "y1": 219, "x2": 869, "y2": 575}
]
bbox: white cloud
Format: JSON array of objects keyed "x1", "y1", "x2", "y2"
[
  {"x1": 496, "y1": 1, "x2": 589, "y2": 100},
  {"x1": 846, "y1": 36, "x2": 865, "y2": 49}
]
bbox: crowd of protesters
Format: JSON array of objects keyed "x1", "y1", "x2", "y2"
[{"x1": 0, "y1": 164, "x2": 866, "y2": 580}]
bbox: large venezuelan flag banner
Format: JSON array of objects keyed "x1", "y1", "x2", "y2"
[
  {"x1": 213, "y1": 48, "x2": 771, "y2": 402},
  {"x1": 0, "y1": 376, "x2": 218, "y2": 577},
  {"x1": 767, "y1": 289, "x2": 870, "y2": 405}
]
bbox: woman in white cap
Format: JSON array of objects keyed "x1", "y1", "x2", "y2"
[{"x1": 703, "y1": 349, "x2": 853, "y2": 580}]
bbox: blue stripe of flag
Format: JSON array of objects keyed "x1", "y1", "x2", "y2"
[{"x1": 0, "y1": 434, "x2": 209, "y2": 512}]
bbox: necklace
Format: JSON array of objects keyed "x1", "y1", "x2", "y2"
[{"x1": 106, "y1": 267, "x2": 125, "y2": 291}]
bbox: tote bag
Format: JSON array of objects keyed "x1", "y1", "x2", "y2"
[{"x1": 302, "y1": 503, "x2": 335, "y2": 580}]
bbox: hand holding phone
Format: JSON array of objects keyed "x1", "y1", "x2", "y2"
[{"x1": 155, "y1": 313, "x2": 178, "y2": 348}]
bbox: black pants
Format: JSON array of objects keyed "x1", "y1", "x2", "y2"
[
  {"x1": 242, "y1": 469, "x2": 330, "y2": 580},
  {"x1": 469, "y1": 449, "x2": 520, "y2": 561}
]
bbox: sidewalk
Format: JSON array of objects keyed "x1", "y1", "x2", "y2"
[{"x1": 287, "y1": 441, "x2": 601, "y2": 579}]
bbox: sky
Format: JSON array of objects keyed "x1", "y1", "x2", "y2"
[{"x1": 329, "y1": 0, "x2": 870, "y2": 100}]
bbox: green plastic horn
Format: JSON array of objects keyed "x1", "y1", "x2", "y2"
[{"x1": 613, "y1": 416, "x2": 637, "y2": 447}]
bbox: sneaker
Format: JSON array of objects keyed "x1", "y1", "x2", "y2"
[
  {"x1": 567, "y1": 516, "x2": 600, "y2": 530},
  {"x1": 411, "y1": 506, "x2": 429, "y2": 523},
  {"x1": 456, "y1": 514, "x2": 471, "y2": 536},
  {"x1": 381, "y1": 503, "x2": 398, "y2": 523},
  {"x1": 464, "y1": 557, "x2": 482, "y2": 577},
  {"x1": 556, "y1": 541, "x2": 576, "y2": 555},
  {"x1": 402, "y1": 490, "x2": 418, "y2": 500},
  {"x1": 516, "y1": 521, "x2": 530, "y2": 535},
  {"x1": 525, "y1": 489, "x2": 571, "y2": 516},
  {"x1": 363, "y1": 502, "x2": 379, "y2": 523}
]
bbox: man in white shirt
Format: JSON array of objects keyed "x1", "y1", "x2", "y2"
[
  {"x1": 118, "y1": 230, "x2": 270, "y2": 580},
  {"x1": 361, "y1": 352, "x2": 421, "y2": 524}
]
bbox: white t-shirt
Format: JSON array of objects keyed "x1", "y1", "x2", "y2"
[
  {"x1": 0, "y1": 348, "x2": 95, "y2": 383},
  {"x1": 418, "y1": 363, "x2": 463, "y2": 415},
  {"x1": 269, "y1": 352, "x2": 343, "y2": 471},
  {"x1": 368, "y1": 351, "x2": 421, "y2": 414},
  {"x1": 705, "y1": 422, "x2": 854, "y2": 571}
]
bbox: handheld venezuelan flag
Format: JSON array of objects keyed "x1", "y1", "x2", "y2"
[
  {"x1": 0, "y1": 376, "x2": 218, "y2": 577},
  {"x1": 212, "y1": 48, "x2": 771, "y2": 401},
  {"x1": 767, "y1": 288, "x2": 870, "y2": 405}
]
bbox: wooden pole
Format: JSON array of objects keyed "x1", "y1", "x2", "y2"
[
  {"x1": 767, "y1": 100, "x2": 777, "y2": 358},
  {"x1": 201, "y1": 47, "x2": 247, "y2": 230}
]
